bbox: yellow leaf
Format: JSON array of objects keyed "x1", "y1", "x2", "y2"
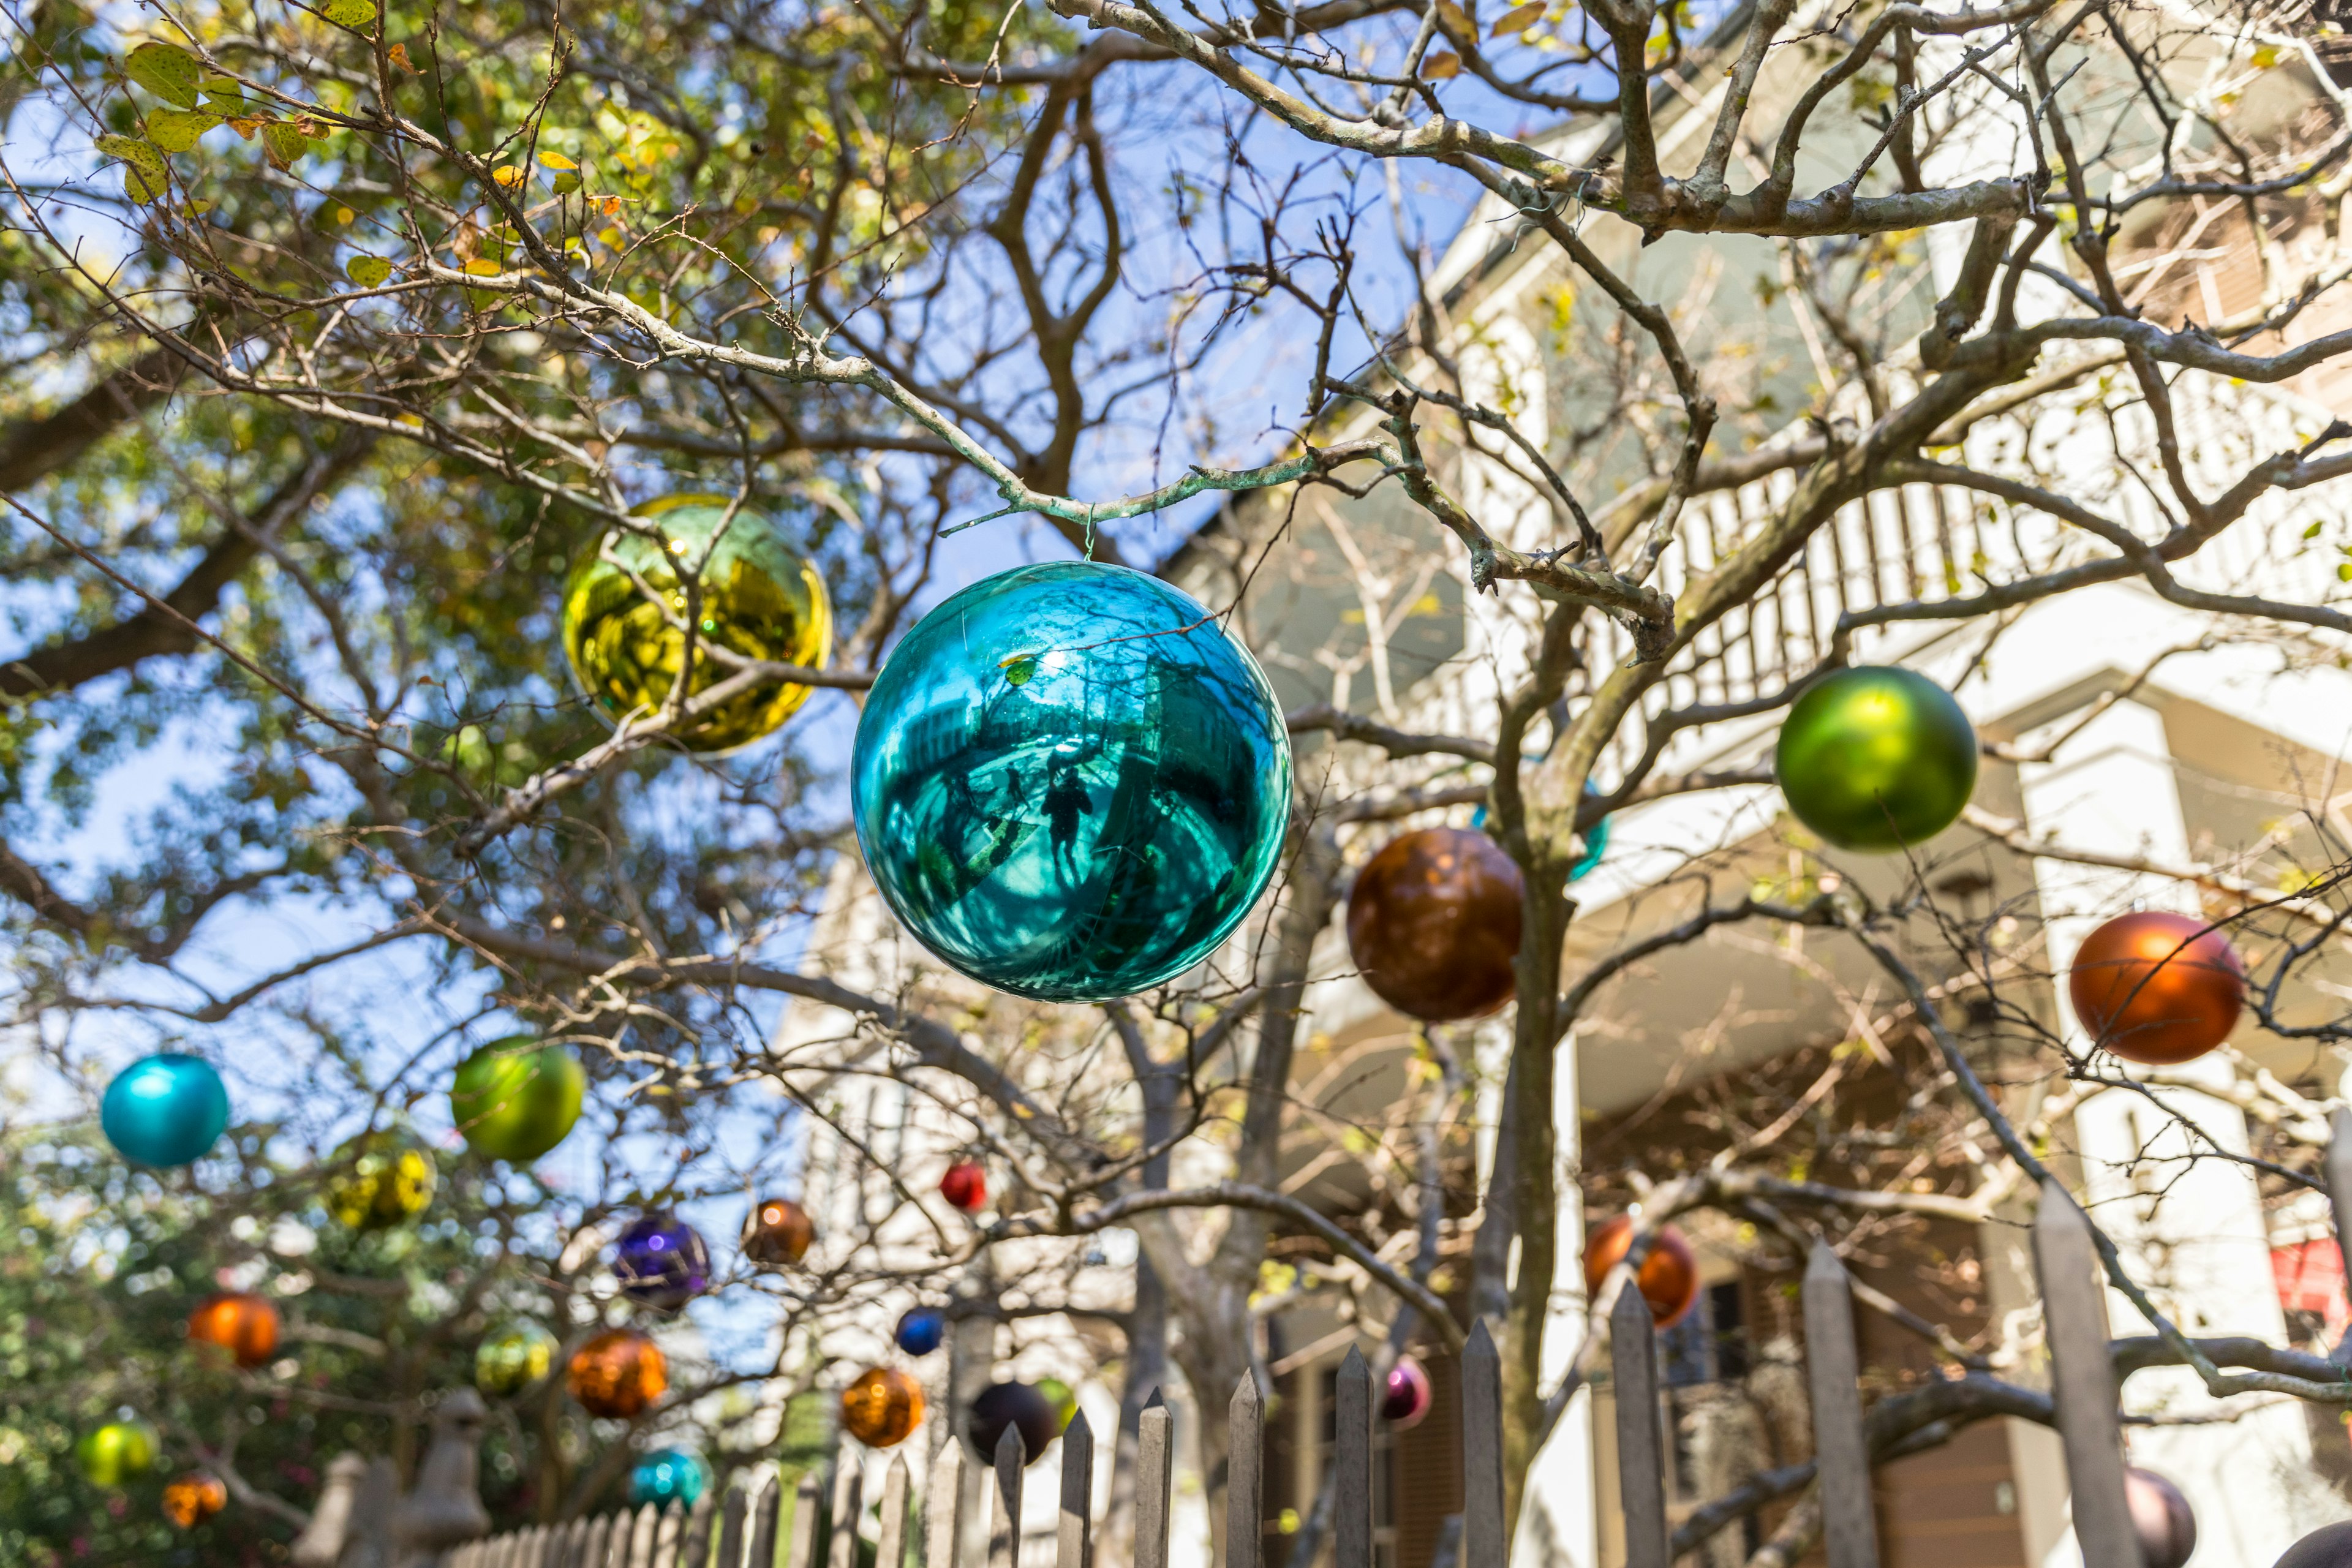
[
  {"x1": 491, "y1": 165, "x2": 525, "y2": 187},
  {"x1": 386, "y1": 41, "x2": 420, "y2": 73},
  {"x1": 464, "y1": 257, "x2": 502, "y2": 276},
  {"x1": 537, "y1": 150, "x2": 578, "y2": 170},
  {"x1": 1490, "y1": 1, "x2": 1544, "y2": 32},
  {"x1": 346, "y1": 255, "x2": 393, "y2": 287},
  {"x1": 1436, "y1": 1, "x2": 1475, "y2": 34},
  {"x1": 126, "y1": 41, "x2": 202, "y2": 109},
  {"x1": 145, "y1": 109, "x2": 221, "y2": 153},
  {"x1": 1420, "y1": 49, "x2": 1462, "y2": 77}
]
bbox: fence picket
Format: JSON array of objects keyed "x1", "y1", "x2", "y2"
[
  {"x1": 1227, "y1": 1373, "x2": 1264, "y2": 1568},
  {"x1": 581, "y1": 1510, "x2": 613, "y2": 1568},
  {"x1": 529, "y1": 1523, "x2": 554, "y2": 1568},
  {"x1": 658, "y1": 1503, "x2": 686, "y2": 1568},
  {"x1": 828, "y1": 1444, "x2": 865, "y2": 1568},
  {"x1": 1335, "y1": 1349, "x2": 1372, "y2": 1568},
  {"x1": 2032, "y1": 1178, "x2": 2138, "y2": 1568},
  {"x1": 1803, "y1": 1242, "x2": 1881, "y2": 1568},
  {"x1": 747, "y1": 1472, "x2": 783, "y2": 1568},
  {"x1": 1610, "y1": 1281, "x2": 1669, "y2": 1568},
  {"x1": 1460, "y1": 1322, "x2": 1505, "y2": 1568},
  {"x1": 684, "y1": 1490, "x2": 717, "y2": 1568},
  {"x1": 1057, "y1": 1408, "x2": 1095, "y2": 1568},
  {"x1": 1134, "y1": 1392, "x2": 1174, "y2": 1568},
  {"x1": 990, "y1": 1427, "x2": 1025, "y2": 1568},
  {"x1": 630, "y1": 1503, "x2": 662, "y2": 1568},
  {"x1": 924, "y1": 1433, "x2": 965, "y2": 1568},
  {"x1": 560, "y1": 1517, "x2": 592, "y2": 1568},
  {"x1": 785, "y1": 1474, "x2": 824, "y2": 1568},
  {"x1": 717, "y1": 1483, "x2": 748, "y2": 1568},
  {"x1": 876, "y1": 1453, "x2": 912, "y2": 1568}
]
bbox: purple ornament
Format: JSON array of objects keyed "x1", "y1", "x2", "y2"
[
  {"x1": 614, "y1": 1212, "x2": 710, "y2": 1311},
  {"x1": 1382, "y1": 1355, "x2": 1431, "y2": 1430}
]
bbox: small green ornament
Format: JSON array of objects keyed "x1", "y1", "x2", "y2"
[
  {"x1": 77, "y1": 1420, "x2": 160, "y2": 1487},
  {"x1": 450, "y1": 1038, "x2": 586, "y2": 1163},
  {"x1": 1774, "y1": 666, "x2": 1977, "y2": 851},
  {"x1": 560, "y1": 496, "x2": 832, "y2": 754},
  {"x1": 475, "y1": 1319, "x2": 560, "y2": 1396},
  {"x1": 325, "y1": 1129, "x2": 436, "y2": 1231}
]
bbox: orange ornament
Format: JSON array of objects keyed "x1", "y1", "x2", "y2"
[
  {"x1": 840, "y1": 1366, "x2": 925, "y2": 1448},
  {"x1": 188, "y1": 1292, "x2": 281, "y2": 1369},
  {"x1": 568, "y1": 1329, "x2": 668, "y2": 1418},
  {"x1": 2068, "y1": 911, "x2": 2245, "y2": 1066},
  {"x1": 744, "y1": 1197, "x2": 815, "y2": 1266},
  {"x1": 1582, "y1": 1215, "x2": 1702, "y2": 1328},
  {"x1": 163, "y1": 1473, "x2": 229, "y2": 1528}
]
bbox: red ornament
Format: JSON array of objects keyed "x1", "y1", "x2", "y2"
[
  {"x1": 1581, "y1": 1215, "x2": 1701, "y2": 1328},
  {"x1": 567, "y1": 1329, "x2": 668, "y2": 1418},
  {"x1": 188, "y1": 1292, "x2": 281, "y2": 1369},
  {"x1": 1345, "y1": 827, "x2": 1523, "y2": 1023},
  {"x1": 162, "y1": 1474, "x2": 228, "y2": 1528},
  {"x1": 2068, "y1": 911, "x2": 2245, "y2": 1065},
  {"x1": 940, "y1": 1161, "x2": 987, "y2": 1213},
  {"x1": 744, "y1": 1197, "x2": 815, "y2": 1265}
]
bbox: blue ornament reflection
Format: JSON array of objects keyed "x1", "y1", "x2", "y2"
[
  {"x1": 101, "y1": 1053, "x2": 230, "y2": 1167},
  {"x1": 614, "y1": 1213, "x2": 710, "y2": 1311},
  {"x1": 895, "y1": 1306, "x2": 946, "y2": 1356},
  {"x1": 630, "y1": 1448, "x2": 707, "y2": 1506},
  {"x1": 852, "y1": 562, "x2": 1292, "y2": 1001}
]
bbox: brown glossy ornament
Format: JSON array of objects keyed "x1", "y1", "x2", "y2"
[
  {"x1": 1581, "y1": 1215, "x2": 1702, "y2": 1328},
  {"x1": 163, "y1": 1474, "x2": 228, "y2": 1528},
  {"x1": 2125, "y1": 1467, "x2": 2196, "y2": 1568},
  {"x1": 840, "y1": 1366, "x2": 925, "y2": 1447},
  {"x1": 188, "y1": 1292, "x2": 281, "y2": 1369},
  {"x1": 744, "y1": 1197, "x2": 816, "y2": 1265},
  {"x1": 1345, "y1": 827, "x2": 1524, "y2": 1022},
  {"x1": 2069, "y1": 910, "x2": 2245, "y2": 1065},
  {"x1": 567, "y1": 1329, "x2": 668, "y2": 1418}
]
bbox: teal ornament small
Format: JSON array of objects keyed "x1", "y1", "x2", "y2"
[
  {"x1": 629, "y1": 1448, "x2": 707, "y2": 1506},
  {"x1": 1472, "y1": 774, "x2": 1610, "y2": 881},
  {"x1": 851, "y1": 562, "x2": 1292, "y2": 1001},
  {"x1": 101, "y1": 1054, "x2": 230, "y2": 1167}
]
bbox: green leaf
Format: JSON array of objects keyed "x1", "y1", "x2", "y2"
[
  {"x1": 263, "y1": 121, "x2": 307, "y2": 169},
  {"x1": 96, "y1": 134, "x2": 167, "y2": 182},
  {"x1": 145, "y1": 109, "x2": 221, "y2": 153},
  {"x1": 124, "y1": 164, "x2": 168, "y2": 205},
  {"x1": 2304, "y1": 519, "x2": 2326, "y2": 540},
  {"x1": 126, "y1": 41, "x2": 202, "y2": 108},
  {"x1": 200, "y1": 79, "x2": 252, "y2": 114},
  {"x1": 322, "y1": 0, "x2": 379, "y2": 27},
  {"x1": 2338, "y1": 562, "x2": 2352, "y2": 582},
  {"x1": 549, "y1": 170, "x2": 581, "y2": 195},
  {"x1": 345, "y1": 255, "x2": 393, "y2": 287}
]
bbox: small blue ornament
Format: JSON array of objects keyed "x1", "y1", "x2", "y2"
[
  {"x1": 100, "y1": 1054, "x2": 230, "y2": 1167},
  {"x1": 630, "y1": 1448, "x2": 707, "y2": 1506},
  {"x1": 1472, "y1": 774, "x2": 1610, "y2": 881},
  {"x1": 614, "y1": 1213, "x2": 710, "y2": 1311},
  {"x1": 895, "y1": 1306, "x2": 946, "y2": 1357},
  {"x1": 852, "y1": 562, "x2": 1292, "y2": 1001}
]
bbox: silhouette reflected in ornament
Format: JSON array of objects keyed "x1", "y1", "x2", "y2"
[
  {"x1": 852, "y1": 562, "x2": 1292, "y2": 1001},
  {"x1": 102, "y1": 1053, "x2": 230, "y2": 1167},
  {"x1": 841, "y1": 1367, "x2": 925, "y2": 1447},
  {"x1": 562, "y1": 496, "x2": 833, "y2": 753},
  {"x1": 613, "y1": 1213, "x2": 710, "y2": 1311}
]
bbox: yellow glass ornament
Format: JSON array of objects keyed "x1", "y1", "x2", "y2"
[
  {"x1": 325, "y1": 1130, "x2": 436, "y2": 1231},
  {"x1": 560, "y1": 496, "x2": 832, "y2": 753}
]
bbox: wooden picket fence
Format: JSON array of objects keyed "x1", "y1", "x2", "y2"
[{"x1": 443, "y1": 1172, "x2": 2235, "y2": 1568}]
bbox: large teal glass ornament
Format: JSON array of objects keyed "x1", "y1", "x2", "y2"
[
  {"x1": 101, "y1": 1054, "x2": 230, "y2": 1167},
  {"x1": 1775, "y1": 666, "x2": 1977, "y2": 851},
  {"x1": 630, "y1": 1448, "x2": 708, "y2": 1507},
  {"x1": 851, "y1": 562, "x2": 1292, "y2": 1001}
]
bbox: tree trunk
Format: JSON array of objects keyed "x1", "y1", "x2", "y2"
[{"x1": 1501, "y1": 856, "x2": 1575, "y2": 1537}]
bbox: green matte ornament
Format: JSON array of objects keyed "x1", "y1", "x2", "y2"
[
  {"x1": 1774, "y1": 666, "x2": 1977, "y2": 851},
  {"x1": 851, "y1": 562, "x2": 1292, "y2": 1001},
  {"x1": 561, "y1": 496, "x2": 833, "y2": 754},
  {"x1": 450, "y1": 1037, "x2": 586, "y2": 1163},
  {"x1": 77, "y1": 1420, "x2": 159, "y2": 1488}
]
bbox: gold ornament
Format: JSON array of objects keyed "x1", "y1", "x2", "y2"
[
  {"x1": 561, "y1": 496, "x2": 832, "y2": 754},
  {"x1": 325, "y1": 1129, "x2": 436, "y2": 1231}
]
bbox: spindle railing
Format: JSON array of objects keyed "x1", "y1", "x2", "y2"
[{"x1": 447, "y1": 1152, "x2": 2335, "y2": 1568}]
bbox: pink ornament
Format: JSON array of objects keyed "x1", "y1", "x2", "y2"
[{"x1": 1382, "y1": 1355, "x2": 1432, "y2": 1430}]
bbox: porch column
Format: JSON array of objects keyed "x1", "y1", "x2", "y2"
[
  {"x1": 2014, "y1": 694, "x2": 2316, "y2": 1568},
  {"x1": 1512, "y1": 1018, "x2": 1598, "y2": 1568}
]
